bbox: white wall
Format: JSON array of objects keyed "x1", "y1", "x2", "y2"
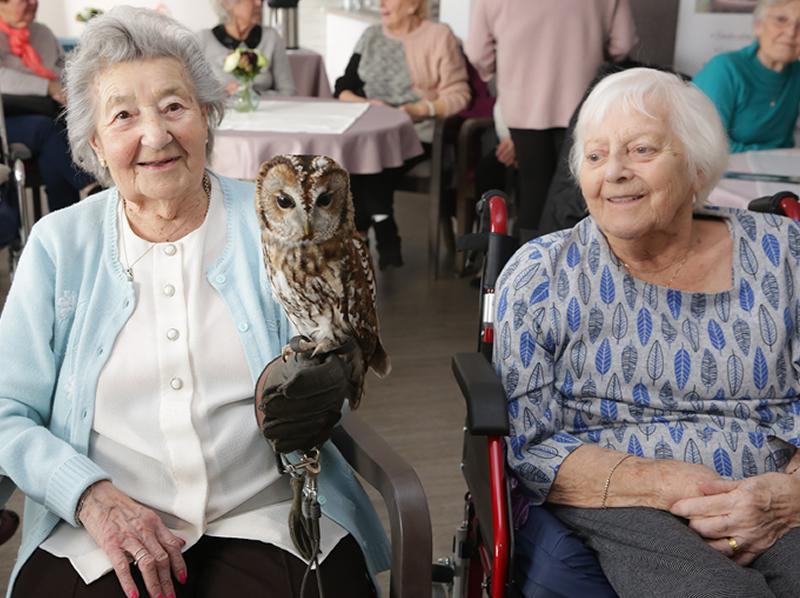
[
  {"x1": 37, "y1": 0, "x2": 217, "y2": 38},
  {"x1": 37, "y1": 0, "x2": 338, "y2": 56},
  {"x1": 439, "y1": 0, "x2": 473, "y2": 41}
]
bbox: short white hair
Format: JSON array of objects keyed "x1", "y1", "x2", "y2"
[
  {"x1": 754, "y1": 0, "x2": 795, "y2": 21},
  {"x1": 64, "y1": 6, "x2": 226, "y2": 187},
  {"x1": 569, "y1": 68, "x2": 729, "y2": 205}
]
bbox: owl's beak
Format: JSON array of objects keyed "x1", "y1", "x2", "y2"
[{"x1": 303, "y1": 220, "x2": 312, "y2": 238}]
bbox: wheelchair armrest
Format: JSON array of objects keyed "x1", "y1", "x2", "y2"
[
  {"x1": 331, "y1": 412, "x2": 432, "y2": 598},
  {"x1": 452, "y1": 353, "x2": 509, "y2": 436}
]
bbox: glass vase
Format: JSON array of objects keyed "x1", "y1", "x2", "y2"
[{"x1": 234, "y1": 79, "x2": 258, "y2": 112}]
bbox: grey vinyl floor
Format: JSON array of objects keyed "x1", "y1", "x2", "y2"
[{"x1": 0, "y1": 190, "x2": 476, "y2": 596}]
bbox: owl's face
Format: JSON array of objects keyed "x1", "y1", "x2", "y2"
[{"x1": 255, "y1": 155, "x2": 354, "y2": 245}]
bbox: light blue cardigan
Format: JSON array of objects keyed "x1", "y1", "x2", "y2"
[{"x1": 0, "y1": 173, "x2": 390, "y2": 595}]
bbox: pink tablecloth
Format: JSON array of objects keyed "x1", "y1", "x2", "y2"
[
  {"x1": 211, "y1": 99, "x2": 423, "y2": 179},
  {"x1": 288, "y1": 49, "x2": 333, "y2": 98}
]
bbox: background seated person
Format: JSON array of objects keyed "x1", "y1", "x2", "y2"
[
  {"x1": 0, "y1": 0, "x2": 95, "y2": 212},
  {"x1": 694, "y1": 0, "x2": 800, "y2": 153},
  {"x1": 198, "y1": 0, "x2": 295, "y2": 97},
  {"x1": 0, "y1": 7, "x2": 384, "y2": 597},
  {"x1": 495, "y1": 67, "x2": 800, "y2": 598},
  {"x1": 333, "y1": 0, "x2": 469, "y2": 270}
]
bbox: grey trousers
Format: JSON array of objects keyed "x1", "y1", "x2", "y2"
[{"x1": 551, "y1": 505, "x2": 800, "y2": 598}]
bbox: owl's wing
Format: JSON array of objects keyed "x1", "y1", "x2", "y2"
[{"x1": 346, "y1": 235, "x2": 390, "y2": 377}]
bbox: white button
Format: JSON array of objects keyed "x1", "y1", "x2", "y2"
[
  {"x1": 238, "y1": 322, "x2": 250, "y2": 332},
  {"x1": 163, "y1": 284, "x2": 176, "y2": 297},
  {"x1": 163, "y1": 244, "x2": 177, "y2": 256},
  {"x1": 215, "y1": 274, "x2": 227, "y2": 284},
  {"x1": 166, "y1": 328, "x2": 180, "y2": 341},
  {"x1": 170, "y1": 377, "x2": 183, "y2": 390}
]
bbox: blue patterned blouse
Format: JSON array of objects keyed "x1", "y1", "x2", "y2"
[{"x1": 494, "y1": 206, "x2": 800, "y2": 504}]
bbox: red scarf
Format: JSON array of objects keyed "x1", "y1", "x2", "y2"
[{"x1": 0, "y1": 18, "x2": 57, "y2": 81}]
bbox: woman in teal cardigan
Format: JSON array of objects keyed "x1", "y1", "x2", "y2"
[
  {"x1": 693, "y1": 0, "x2": 800, "y2": 153},
  {"x1": 0, "y1": 7, "x2": 388, "y2": 598}
]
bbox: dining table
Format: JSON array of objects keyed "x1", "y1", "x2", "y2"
[
  {"x1": 210, "y1": 97, "x2": 423, "y2": 180},
  {"x1": 287, "y1": 48, "x2": 333, "y2": 98},
  {"x1": 708, "y1": 148, "x2": 800, "y2": 210}
]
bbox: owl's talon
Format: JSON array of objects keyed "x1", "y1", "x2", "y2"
[
  {"x1": 311, "y1": 340, "x2": 337, "y2": 357},
  {"x1": 289, "y1": 335, "x2": 317, "y2": 355},
  {"x1": 281, "y1": 345, "x2": 295, "y2": 362}
]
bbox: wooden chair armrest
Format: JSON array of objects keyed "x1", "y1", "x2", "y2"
[{"x1": 331, "y1": 413, "x2": 432, "y2": 598}]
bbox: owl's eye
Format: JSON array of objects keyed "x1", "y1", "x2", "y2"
[
  {"x1": 316, "y1": 192, "x2": 333, "y2": 207},
  {"x1": 276, "y1": 194, "x2": 295, "y2": 209}
]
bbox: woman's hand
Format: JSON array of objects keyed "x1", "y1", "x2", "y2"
[
  {"x1": 78, "y1": 481, "x2": 187, "y2": 598},
  {"x1": 400, "y1": 101, "x2": 429, "y2": 122},
  {"x1": 670, "y1": 474, "x2": 800, "y2": 565},
  {"x1": 224, "y1": 80, "x2": 240, "y2": 96},
  {"x1": 648, "y1": 459, "x2": 724, "y2": 510},
  {"x1": 47, "y1": 80, "x2": 65, "y2": 104},
  {"x1": 495, "y1": 136, "x2": 517, "y2": 167}
]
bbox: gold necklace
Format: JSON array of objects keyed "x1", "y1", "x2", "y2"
[
  {"x1": 621, "y1": 244, "x2": 693, "y2": 289},
  {"x1": 120, "y1": 174, "x2": 211, "y2": 281}
]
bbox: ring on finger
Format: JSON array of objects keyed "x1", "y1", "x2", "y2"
[
  {"x1": 132, "y1": 547, "x2": 149, "y2": 566},
  {"x1": 727, "y1": 537, "x2": 741, "y2": 554}
]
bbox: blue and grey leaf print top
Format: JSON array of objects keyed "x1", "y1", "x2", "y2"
[{"x1": 494, "y1": 206, "x2": 800, "y2": 504}]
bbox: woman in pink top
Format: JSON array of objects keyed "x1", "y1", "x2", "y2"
[
  {"x1": 466, "y1": 0, "x2": 637, "y2": 237},
  {"x1": 334, "y1": 0, "x2": 469, "y2": 270}
]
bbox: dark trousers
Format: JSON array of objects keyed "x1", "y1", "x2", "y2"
[
  {"x1": 6, "y1": 114, "x2": 93, "y2": 212},
  {"x1": 12, "y1": 534, "x2": 376, "y2": 598},
  {"x1": 513, "y1": 505, "x2": 617, "y2": 598},
  {"x1": 349, "y1": 144, "x2": 432, "y2": 232},
  {"x1": 551, "y1": 505, "x2": 800, "y2": 598},
  {"x1": 508, "y1": 127, "x2": 566, "y2": 235}
]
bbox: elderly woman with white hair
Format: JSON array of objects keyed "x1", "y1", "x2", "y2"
[
  {"x1": 197, "y1": 0, "x2": 295, "y2": 97},
  {"x1": 0, "y1": 6, "x2": 384, "y2": 598},
  {"x1": 495, "y1": 67, "x2": 800, "y2": 597},
  {"x1": 694, "y1": 0, "x2": 800, "y2": 152}
]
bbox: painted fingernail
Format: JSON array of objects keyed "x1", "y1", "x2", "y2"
[
  {"x1": 178, "y1": 570, "x2": 187, "y2": 584},
  {"x1": 129, "y1": 592, "x2": 139, "y2": 598}
]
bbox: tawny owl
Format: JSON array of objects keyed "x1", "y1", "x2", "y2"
[{"x1": 255, "y1": 154, "x2": 390, "y2": 408}]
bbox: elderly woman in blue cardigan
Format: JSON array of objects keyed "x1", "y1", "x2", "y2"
[
  {"x1": 694, "y1": 0, "x2": 800, "y2": 152},
  {"x1": 496, "y1": 67, "x2": 800, "y2": 597},
  {"x1": 0, "y1": 7, "x2": 385, "y2": 598}
]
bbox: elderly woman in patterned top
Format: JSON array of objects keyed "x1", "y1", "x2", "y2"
[{"x1": 495, "y1": 67, "x2": 800, "y2": 598}]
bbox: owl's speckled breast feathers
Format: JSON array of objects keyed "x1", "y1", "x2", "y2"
[{"x1": 255, "y1": 155, "x2": 390, "y2": 407}]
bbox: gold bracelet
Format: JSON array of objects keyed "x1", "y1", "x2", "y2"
[
  {"x1": 75, "y1": 484, "x2": 96, "y2": 526},
  {"x1": 600, "y1": 454, "x2": 632, "y2": 509}
]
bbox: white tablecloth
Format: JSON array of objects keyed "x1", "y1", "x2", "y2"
[
  {"x1": 211, "y1": 98, "x2": 423, "y2": 179},
  {"x1": 218, "y1": 100, "x2": 368, "y2": 134},
  {"x1": 708, "y1": 148, "x2": 800, "y2": 209}
]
